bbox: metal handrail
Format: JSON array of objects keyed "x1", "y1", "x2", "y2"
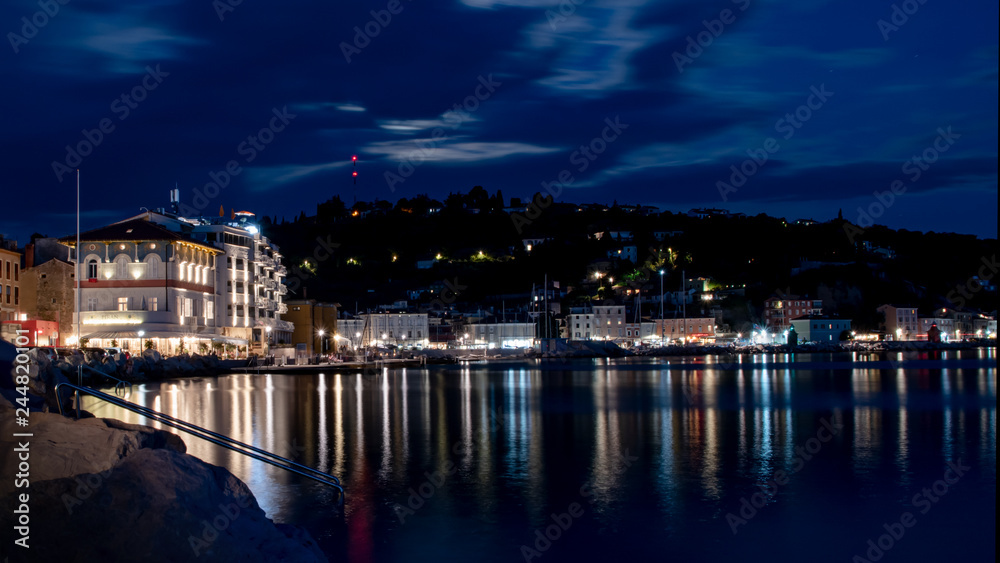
[
  {"x1": 78, "y1": 364, "x2": 133, "y2": 399},
  {"x1": 55, "y1": 382, "x2": 344, "y2": 500}
]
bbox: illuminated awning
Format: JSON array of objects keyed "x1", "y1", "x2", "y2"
[
  {"x1": 212, "y1": 336, "x2": 249, "y2": 346},
  {"x1": 82, "y1": 330, "x2": 223, "y2": 341}
]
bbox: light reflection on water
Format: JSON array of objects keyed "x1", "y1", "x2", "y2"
[{"x1": 83, "y1": 350, "x2": 996, "y2": 562}]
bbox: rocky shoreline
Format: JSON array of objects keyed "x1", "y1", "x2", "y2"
[{"x1": 0, "y1": 339, "x2": 328, "y2": 562}]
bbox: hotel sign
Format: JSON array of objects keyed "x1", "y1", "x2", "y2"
[{"x1": 82, "y1": 311, "x2": 148, "y2": 325}]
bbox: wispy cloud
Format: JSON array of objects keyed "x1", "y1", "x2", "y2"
[{"x1": 364, "y1": 139, "x2": 559, "y2": 163}]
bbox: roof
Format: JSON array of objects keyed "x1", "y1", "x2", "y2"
[{"x1": 60, "y1": 219, "x2": 219, "y2": 253}]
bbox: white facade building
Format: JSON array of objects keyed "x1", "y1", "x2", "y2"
[
  {"x1": 66, "y1": 210, "x2": 292, "y2": 356},
  {"x1": 568, "y1": 311, "x2": 595, "y2": 340},
  {"x1": 360, "y1": 313, "x2": 429, "y2": 348},
  {"x1": 465, "y1": 322, "x2": 535, "y2": 348}
]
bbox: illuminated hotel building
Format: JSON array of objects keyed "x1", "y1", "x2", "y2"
[{"x1": 63, "y1": 210, "x2": 291, "y2": 355}]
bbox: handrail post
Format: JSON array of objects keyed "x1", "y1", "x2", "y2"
[{"x1": 76, "y1": 364, "x2": 81, "y2": 419}]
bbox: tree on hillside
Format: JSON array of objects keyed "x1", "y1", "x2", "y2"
[
  {"x1": 467, "y1": 185, "x2": 490, "y2": 210},
  {"x1": 444, "y1": 192, "x2": 464, "y2": 211}
]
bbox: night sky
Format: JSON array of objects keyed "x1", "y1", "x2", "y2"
[{"x1": 2, "y1": 0, "x2": 996, "y2": 243}]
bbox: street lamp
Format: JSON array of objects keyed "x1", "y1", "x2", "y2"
[
  {"x1": 895, "y1": 327, "x2": 902, "y2": 341},
  {"x1": 659, "y1": 269, "x2": 665, "y2": 344},
  {"x1": 317, "y1": 329, "x2": 325, "y2": 355}
]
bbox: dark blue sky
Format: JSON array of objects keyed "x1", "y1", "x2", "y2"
[{"x1": 2, "y1": 0, "x2": 996, "y2": 242}]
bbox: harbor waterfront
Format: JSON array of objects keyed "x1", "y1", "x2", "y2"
[{"x1": 83, "y1": 349, "x2": 996, "y2": 562}]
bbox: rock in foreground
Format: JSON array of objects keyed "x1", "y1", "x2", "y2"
[{"x1": 0, "y1": 399, "x2": 327, "y2": 562}]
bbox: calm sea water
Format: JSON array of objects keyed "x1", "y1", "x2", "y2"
[{"x1": 84, "y1": 350, "x2": 997, "y2": 562}]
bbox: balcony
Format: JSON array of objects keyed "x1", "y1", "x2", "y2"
[
  {"x1": 275, "y1": 264, "x2": 287, "y2": 276},
  {"x1": 277, "y1": 285, "x2": 287, "y2": 295},
  {"x1": 277, "y1": 303, "x2": 288, "y2": 314},
  {"x1": 264, "y1": 278, "x2": 276, "y2": 290},
  {"x1": 258, "y1": 255, "x2": 275, "y2": 269}
]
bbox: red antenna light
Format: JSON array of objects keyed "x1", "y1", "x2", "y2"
[
  {"x1": 352, "y1": 155, "x2": 357, "y2": 165},
  {"x1": 353, "y1": 170, "x2": 358, "y2": 185}
]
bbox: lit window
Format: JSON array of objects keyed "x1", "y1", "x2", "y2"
[{"x1": 118, "y1": 297, "x2": 128, "y2": 311}]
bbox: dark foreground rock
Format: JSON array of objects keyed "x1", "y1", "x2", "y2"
[{"x1": 0, "y1": 395, "x2": 327, "y2": 563}]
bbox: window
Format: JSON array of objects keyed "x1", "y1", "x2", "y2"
[
  {"x1": 4, "y1": 261, "x2": 8, "y2": 279},
  {"x1": 206, "y1": 299, "x2": 214, "y2": 319},
  {"x1": 87, "y1": 260, "x2": 98, "y2": 279},
  {"x1": 118, "y1": 297, "x2": 128, "y2": 311},
  {"x1": 149, "y1": 297, "x2": 158, "y2": 312},
  {"x1": 184, "y1": 298, "x2": 193, "y2": 317},
  {"x1": 87, "y1": 297, "x2": 97, "y2": 311},
  {"x1": 13, "y1": 265, "x2": 17, "y2": 282},
  {"x1": 145, "y1": 255, "x2": 161, "y2": 279},
  {"x1": 13, "y1": 287, "x2": 17, "y2": 306},
  {"x1": 114, "y1": 255, "x2": 129, "y2": 279}
]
